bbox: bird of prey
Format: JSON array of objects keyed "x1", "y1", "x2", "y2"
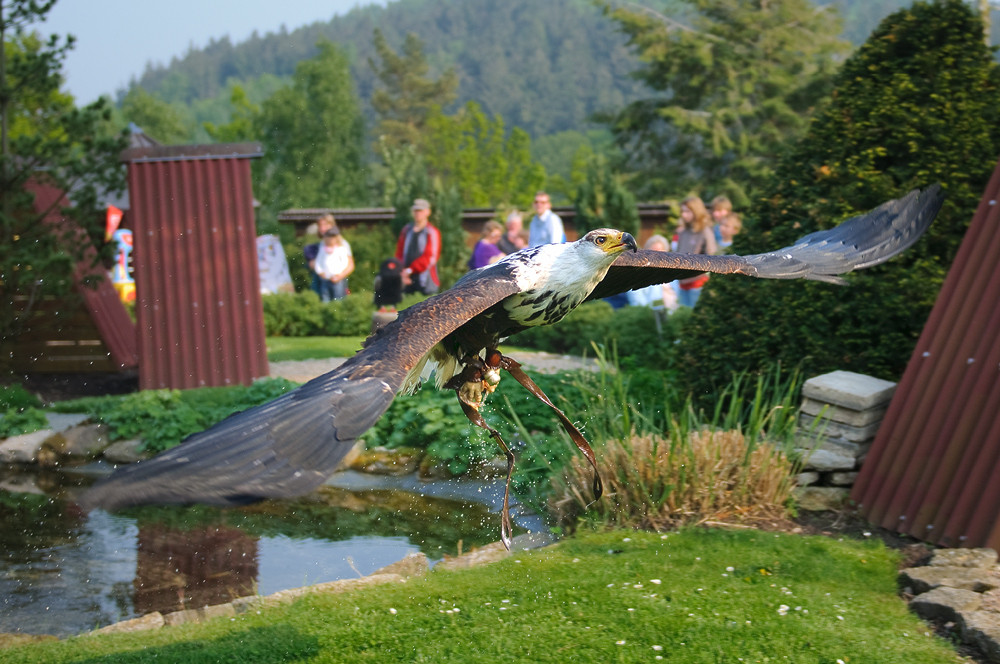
[{"x1": 81, "y1": 186, "x2": 944, "y2": 546}]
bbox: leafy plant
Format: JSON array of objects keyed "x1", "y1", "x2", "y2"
[
  {"x1": 0, "y1": 407, "x2": 48, "y2": 437},
  {"x1": 0, "y1": 384, "x2": 42, "y2": 411}
]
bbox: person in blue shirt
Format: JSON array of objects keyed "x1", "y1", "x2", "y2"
[{"x1": 528, "y1": 191, "x2": 565, "y2": 246}]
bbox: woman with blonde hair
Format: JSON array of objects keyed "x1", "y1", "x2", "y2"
[
  {"x1": 468, "y1": 220, "x2": 507, "y2": 269},
  {"x1": 675, "y1": 195, "x2": 718, "y2": 308}
]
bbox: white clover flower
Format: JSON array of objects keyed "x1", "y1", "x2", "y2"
[
  {"x1": 777, "y1": 604, "x2": 790, "y2": 615},
  {"x1": 389, "y1": 608, "x2": 397, "y2": 615},
  {"x1": 650, "y1": 579, "x2": 662, "y2": 585},
  {"x1": 616, "y1": 640, "x2": 626, "y2": 645}
]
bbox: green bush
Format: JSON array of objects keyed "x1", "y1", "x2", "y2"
[
  {"x1": 262, "y1": 291, "x2": 375, "y2": 337},
  {"x1": 0, "y1": 407, "x2": 48, "y2": 437},
  {"x1": 0, "y1": 384, "x2": 42, "y2": 411},
  {"x1": 677, "y1": 0, "x2": 1000, "y2": 398},
  {"x1": 57, "y1": 378, "x2": 298, "y2": 454}
]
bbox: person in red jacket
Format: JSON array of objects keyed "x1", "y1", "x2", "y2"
[{"x1": 394, "y1": 198, "x2": 441, "y2": 295}]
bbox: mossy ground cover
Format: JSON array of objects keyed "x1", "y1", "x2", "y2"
[{"x1": 3, "y1": 528, "x2": 963, "y2": 663}]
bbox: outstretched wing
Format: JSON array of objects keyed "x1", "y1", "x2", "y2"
[
  {"x1": 586, "y1": 185, "x2": 943, "y2": 301},
  {"x1": 80, "y1": 267, "x2": 525, "y2": 512}
]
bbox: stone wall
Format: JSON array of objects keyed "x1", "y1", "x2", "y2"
[{"x1": 793, "y1": 370, "x2": 897, "y2": 511}]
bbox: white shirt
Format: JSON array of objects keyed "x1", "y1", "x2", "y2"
[{"x1": 315, "y1": 239, "x2": 352, "y2": 278}]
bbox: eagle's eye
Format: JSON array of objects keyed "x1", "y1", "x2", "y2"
[{"x1": 595, "y1": 236, "x2": 606, "y2": 245}]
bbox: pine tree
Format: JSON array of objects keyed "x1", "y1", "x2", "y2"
[{"x1": 603, "y1": 0, "x2": 849, "y2": 202}]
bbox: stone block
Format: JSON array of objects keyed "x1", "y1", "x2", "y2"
[
  {"x1": 103, "y1": 439, "x2": 150, "y2": 464},
  {"x1": 795, "y1": 471, "x2": 820, "y2": 486},
  {"x1": 374, "y1": 552, "x2": 430, "y2": 578},
  {"x1": 960, "y1": 610, "x2": 1000, "y2": 662},
  {"x1": 929, "y1": 548, "x2": 999, "y2": 569},
  {"x1": 900, "y1": 566, "x2": 999, "y2": 595},
  {"x1": 802, "y1": 371, "x2": 896, "y2": 411},
  {"x1": 827, "y1": 471, "x2": 859, "y2": 486},
  {"x1": 799, "y1": 414, "x2": 880, "y2": 443},
  {"x1": 909, "y1": 586, "x2": 982, "y2": 622},
  {"x1": 797, "y1": 447, "x2": 856, "y2": 472},
  {"x1": 794, "y1": 486, "x2": 849, "y2": 511},
  {"x1": 0, "y1": 429, "x2": 54, "y2": 463},
  {"x1": 92, "y1": 612, "x2": 164, "y2": 634},
  {"x1": 801, "y1": 397, "x2": 888, "y2": 427}
]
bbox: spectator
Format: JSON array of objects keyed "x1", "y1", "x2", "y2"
[
  {"x1": 676, "y1": 195, "x2": 718, "y2": 308},
  {"x1": 395, "y1": 198, "x2": 441, "y2": 295},
  {"x1": 709, "y1": 194, "x2": 732, "y2": 245},
  {"x1": 718, "y1": 211, "x2": 743, "y2": 250},
  {"x1": 498, "y1": 210, "x2": 527, "y2": 254},
  {"x1": 626, "y1": 234, "x2": 679, "y2": 312},
  {"x1": 313, "y1": 227, "x2": 354, "y2": 302},
  {"x1": 469, "y1": 220, "x2": 506, "y2": 269},
  {"x1": 304, "y1": 213, "x2": 336, "y2": 296},
  {"x1": 528, "y1": 191, "x2": 565, "y2": 246}
]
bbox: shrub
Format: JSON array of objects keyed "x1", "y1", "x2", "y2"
[
  {"x1": 550, "y1": 430, "x2": 796, "y2": 531},
  {"x1": 0, "y1": 384, "x2": 42, "y2": 411},
  {"x1": 262, "y1": 291, "x2": 375, "y2": 337},
  {"x1": 0, "y1": 407, "x2": 48, "y2": 437},
  {"x1": 677, "y1": 0, "x2": 1000, "y2": 397}
]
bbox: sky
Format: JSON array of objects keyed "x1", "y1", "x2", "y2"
[{"x1": 42, "y1": 0, "x2": 388, "y2": 104}]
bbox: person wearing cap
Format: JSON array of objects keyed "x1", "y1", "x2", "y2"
[
  {"x1": 394, "y1": 198, "x2": 441, "y2": 295},
  {"x1": 314, "y1": 226, "x2": 354, "y2": 301},
  {"x1": 304, "y1": 213, "x2": 337, "y2": 297}
]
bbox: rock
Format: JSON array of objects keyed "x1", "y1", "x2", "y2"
[
  {"x1": 797, "y1": 447, "x2": 856, "y2": 472},
  {"x1": 909, "y1": 586, "x2": 982, "y2": 622},
  {"x1": 929, "y1": 548, "x2": 999, "y2": 569},
  {"x1": 801, "y1": 397, "x2": 888, "y2": 427},
  {"x1": 0, "y1": 474, "x2": 45, "y2": 495},
  {"x1": 827, "y1": 471, "x2": 859, "y2": 486},
  {"x1": 900, "y1": 566, "x2": 1000, "y2": 594},
  {"x1": 0, "y1": 429, "x2": 54, "y2": 463},
  {"x1": 511, "y1": 532, "x2": 556, "y2": 551},
  {"x1": 435, "y1": 541, "x2": 511, "y2": 571},
  {"x1": 351, "y1": 446, "x2": 422, "y2": 476},
  {"x1": 960, "y1": 611, "x2": 1000, "y2": 663},
  {"x1": 259, "y1": 574, "x2": 404, "y2": 608},
  {"x1": 43, "y1": 412, "x2": 89, "y2": 432},
  {"x1": 102, "y1": 439, "x2": 150, "y2": 464},
  {"x1": 0, "y1": 633, "x2": 58, "y2": 647},
  {"x1": 799, "y1": 414, "x2": 881, "y2": 443},
  {"x1": 794, "y1": 486, "x2": 849, "y2": 511},
  {"x1": 163, "y1": 603, "x2": 236, "y2": 627},
  {"x1": 92, "y1": 612, "x2": 165, "y2": 634},
  {"x1": 802, "y1": 371, "x2": 896, "y2": 411},
  {"x1": 795, "y1": 471, "x2": 820, "y2": 486},
  {"x1": 40, "y1": 424, "x2": 109, "y2": 460},
  {"x1": 374, "y1": 552, "x2": 430, "y2": 578}
]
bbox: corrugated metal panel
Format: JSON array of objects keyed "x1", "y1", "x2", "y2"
[
  {"x1": 127, "y1": 148, "x2": 267, "y2": 390},
  {"x1": 853, "y1": 162, "x2": 1000, "y2": 548},
  {"x1": 16, "y1": 180, "x2": 138, "y2": 372}
]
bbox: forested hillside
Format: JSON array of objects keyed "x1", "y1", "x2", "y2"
[{"x1": 127, "y1": 0, "x2": 981, "y2": 143}]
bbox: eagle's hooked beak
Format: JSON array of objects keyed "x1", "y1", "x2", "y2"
[{"x1": 619, "y1": 232, "x2": 638, "y2": 253}]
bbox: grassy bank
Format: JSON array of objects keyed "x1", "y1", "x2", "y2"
[{"x1": 4, "y1": 528, "x2": 962, "y2": 663}]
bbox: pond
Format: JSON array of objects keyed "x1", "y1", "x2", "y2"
[{"x1": 0, "y1": 465, "x2": 544, "y2": 638}]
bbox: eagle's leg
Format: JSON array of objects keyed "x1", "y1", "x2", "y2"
[
  {"x1": 499, "y1": 354, "x2": 604, "y2": 503},
  {"x1": 447, "y1": 350, "x2": 515, "y2": 549},
  {"x1": 456, "y1": 397, "x2": 515, "y2": 551}
]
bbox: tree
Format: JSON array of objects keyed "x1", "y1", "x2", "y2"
[
  {"x1": 203, "y1": 84, "x2": 258, "y2": 142},
  {"x1": 423, "y1": 101, "x2": 546, "y2": 208},
  {"x1": 369, "y1": 29, "x2": 457, "y2": 150},
  {"x1": 253, "y1": 40, "x2": 368, "y2": 221},
  {"x1": 676, "y1": 0, "x2": 1000, "y2": 398},
  {"x1": 119, "y1": 87, "x2": 194, "y2": 144},
  {"x1": 573, "y1": 153, "x2": 639, "y2": 237},
  {"x1": 1, "y1": 0, "x2": 128, "y2": 345},
  {"x1": 602, "y1": 0, "x2": 849, "y2": 202}
]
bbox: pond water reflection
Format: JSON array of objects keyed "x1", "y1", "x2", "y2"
[{"x1": 0, "y1": 466, "x2": 536, "y2": 637}]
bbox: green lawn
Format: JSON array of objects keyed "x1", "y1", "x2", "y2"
[
  {"x1": 3, "y1": 528, "x2": 963, "y2": 663},
  {"x1": 266, "y1": 336, "x2": 367, "y2": 362}
]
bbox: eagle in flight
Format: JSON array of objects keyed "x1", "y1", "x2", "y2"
[{"x1": 81, "y1": 186, "x2": 943, "y2": 546}]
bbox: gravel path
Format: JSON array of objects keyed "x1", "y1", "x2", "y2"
[{"x1": 269, "y1": 350, "x2": 598, "y2": 384}]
